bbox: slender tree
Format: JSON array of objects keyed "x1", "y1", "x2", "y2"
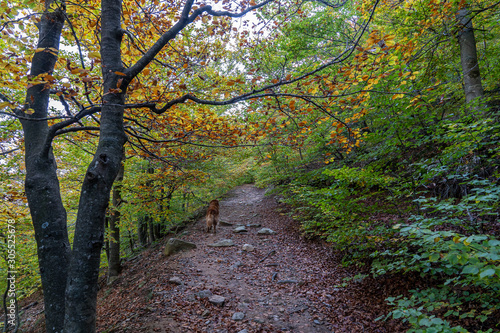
[{"x1": 456, "y1": 7, "x2": 484, "y2": 103}]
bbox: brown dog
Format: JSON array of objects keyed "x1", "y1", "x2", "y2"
[{"x1": 206, "y1": 199, "x2": 219, "y2": 234}]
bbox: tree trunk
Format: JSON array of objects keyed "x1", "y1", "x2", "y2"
[
  {"x1": 64, "y1": 0, "x2": 128, "y2": 330},
  {"x1": 105, "y1": 216, "x2": 110, "y2": 261},
  {"x1": 19, "y1": 3, "x2": 69, "y2": 332},
  {"x1": 127, "y1": 229, "x2": 135, "y2": 252},
  {"x1": 154, "y1": 218, "x2": 162, "y2": 240},
  {"x1": 456, "y1": 8, "x2": 484, "y2": 104},
  {"x1": 148, "y1": 215, "x2": 156, "y2": 243},
  {"x1": 138, "y1": 215, "x2": 149, "y2": 246},
  {"x1": 108, "y1": 157, "x2": 125, "y2": 279}
]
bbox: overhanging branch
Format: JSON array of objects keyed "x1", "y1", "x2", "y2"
[
  {"x1": 127, "y1": 0, "x2": 276, "y2": 80},
  {"x1": 124, "y1": 0, "x2": 380, "y2": 114}
]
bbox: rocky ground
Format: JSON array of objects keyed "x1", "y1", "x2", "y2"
[{"x1": 21, "y1": 184, "x2": 410, "y2": 332}]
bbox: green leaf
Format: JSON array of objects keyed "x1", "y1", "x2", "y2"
[
  {"x1": 419, "y1": 318, "x2": 432, "y2": 326},
  {"x1": 461, "y1": 265, "x2": 479, "y2": 275},
  {"x1": 429, "y1": 252, "x2": 440, "y2": 262},
  {"x1": 479, "y1": 269, "x2": 495, "y2": 279}
]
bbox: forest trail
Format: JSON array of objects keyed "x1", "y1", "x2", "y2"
[
  {"x1": 94, "y1": 184, "x2": 408, "y2": 333},
  {"x1": 22, "y1": 184, "x2": 407, "y2": 333}
]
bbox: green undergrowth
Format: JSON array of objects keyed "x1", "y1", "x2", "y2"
[{"x1": 254, "y1": 106, "x2": 500, "y2": 332}]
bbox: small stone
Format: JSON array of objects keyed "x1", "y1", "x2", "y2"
[
  {"x1": 164, "y1": 238, "x2": 197, "y2": 256},
  {"x1": 168, "y1": 276, "x2": 183, "y2": 285},
  {"x1": 257, "y1": 228, "x2": 276, "y2": 235},
  {"x1": 107, "y1": 276, "x2": 119, "y2": 285},
  {"x1": 219, "y1": 221, "x2": 233, "y2": 227},
  {"x1": 208, "y1": 295, "x2": 226, "y2": 306},
  {"x1": 238, "y1": 302, "x2": 250, "y2": 310},
  {"x1": 196, "y1": 290, "x2": 213, "y2": 299},
  {"x1": 234, "y1": 226, "x2": 248, "y2": 233},
  {"x1": 207, "y1": 239, "x2": 234, "y2": 247},
  {"x1": 313, "y1": 319, "x2": 323, "y2": 325},
  {"x1": 202, "y1": 310, "x2": 210, "y2": 317},
  {"x1": 232, "y1": 312, "x2": 245, "y2": 321},
  {"x1": 237, "y1": 329, "x2": 249, "y2": 333},
  {"x1": 246, "y1": 223, "x2": 261, "y2": 228},
  {"x1": 229, "y1": 261, "x2": 242, "y2": 270},
  {"x1": 242, "y1": 244, "x2": 255, "y2": 252}
]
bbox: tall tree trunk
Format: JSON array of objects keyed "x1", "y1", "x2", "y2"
[
  {"x1": 138, "y1": 215, "x2": 148, "y2": 246},
  {"x1": 148, "y1": 215, "x2": 156, "y2": 243},
  {"x1": 457, "y1": 8, "x2": 484, "y2": 104},
  {"x1": 108, "y1": 154, "x2": 125, "y2": 279},
  {"x1": 127, "y1": 229, "x2": 135, "y2": 252},
  {"x1": 19, "y1": 3, "x2": 69, "y2": 332},
  {"x1": 64, "y1": 0, "x2": 127, "y2": 330}
]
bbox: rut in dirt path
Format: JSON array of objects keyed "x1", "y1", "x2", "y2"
[{"x1": 96, "y1": 184, "x2": 406, "y2": 333}]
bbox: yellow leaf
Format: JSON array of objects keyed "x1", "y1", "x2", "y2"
[
  {"x1": 385, "y1": 40, "x2": 395, "y2": 47},
  {"x1": 114, "y1": 71, "x2": 127, "y2": 76},
  {"x1": 88, "y1": 51, "x2": 101, "y2": 59},
  {"x1": 0, "y1": 102, "x2": 11, "y2": 109}
]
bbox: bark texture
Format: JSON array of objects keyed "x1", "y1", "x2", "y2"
[
  {"x1": 64, "y1": 0, "x2": 127, "y2": 331},
  {"x1": 457, "y1": 8, "x2": 484, "y2": 103},
  {"x1": 20, "y1": 4, "x2": 69, "y2": 333},
  {"x1": 108, "y1": 157, "x2": 125, "y2": 279}
]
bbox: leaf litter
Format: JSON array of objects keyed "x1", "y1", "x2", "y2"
[{"x1": 20, "y1": 184, "x2": 411, "y2": 332}]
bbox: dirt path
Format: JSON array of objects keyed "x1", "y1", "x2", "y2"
[{"x1": 93, "y1": 184, "x2": 406, "y2": 333}]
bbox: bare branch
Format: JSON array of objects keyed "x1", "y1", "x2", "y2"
[
  {"x1": 48, "y1": 106, "x2": 101, "y2": 136},
  {"x1": 0, "y1": 111, "x2": 70, "y2": 122},
  {"x1": 54, "y1": 126, "x2": 100, "y2": 136},
  {"x1": 0, "y1": 147, "x2": 21, "y2": 156}
]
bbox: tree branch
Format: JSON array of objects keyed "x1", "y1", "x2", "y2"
[
  {"x1": 54, "y1": 126, "x2": 100, "y2": 136},
  {"x1": 0, "y1": 147, "x2": 21, "y2": 156},
  {"x1": 127, "y1": 0, "x2": 276, "y2": 80},
  {"x1": 124, "y1": 0, "x2": 380, "y2": 114}
]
